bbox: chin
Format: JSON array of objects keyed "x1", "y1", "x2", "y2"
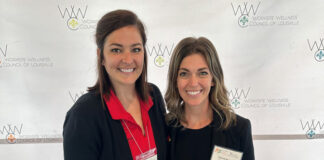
[
  {"x1": 184, "y1": 101, "x2": 203, "y2": 107},
  {"x1": 122, "y1": 79, "x2": 138, "y2": 85},
  {"x1": 122, "y1": 81, "x2": 136, "y2": 85}
]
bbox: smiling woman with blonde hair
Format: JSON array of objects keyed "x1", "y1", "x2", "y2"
[{"x1": 165, "y1": 37, "x2": 254, "y2": 160}]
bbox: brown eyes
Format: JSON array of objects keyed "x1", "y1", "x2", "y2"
[
  {"x1": 111, "y1": 48, "x2": 121, "y2": 53},
  {"x1": 132, "y1": 48, "x2": 141, "y2": 53},
  {"x1": 110, "y1": 48, "x2": 142, "y2": 54}
]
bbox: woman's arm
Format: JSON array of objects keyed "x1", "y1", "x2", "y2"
[{"x1": 63, "y1": 94, "x2": 103, "y2": 160}]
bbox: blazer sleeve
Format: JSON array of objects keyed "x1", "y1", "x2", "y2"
[
  {"x1": 63, "y1": 96, "x2": 103, "y2": 160},
  {"x1": 240, "y1": 118, "x2": 255, "y2": 160}
]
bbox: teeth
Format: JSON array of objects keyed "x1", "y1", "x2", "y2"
[
  {"x1": 120, "y1": 68, "x2": 134, "y2": 72},
  {"x1": 187, "y1": 91, "x2": 201, "y2": 95}
]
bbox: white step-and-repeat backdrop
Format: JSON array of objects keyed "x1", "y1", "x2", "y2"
[{"x1": 1, "y1": 0, "x2": 323, "y2": 159}]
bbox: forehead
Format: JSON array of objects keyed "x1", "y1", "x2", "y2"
[
  {"x1": 180, "y1": 53, "x2": 208, "y2": 68},
  {"x1": 105, "y1": 26, "x2": 142, "y2": 45}
]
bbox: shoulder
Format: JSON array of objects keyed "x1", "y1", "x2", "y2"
[
  {"x1": 148, "y1": 83, "x2": 164, "y2": 102},
  {"x1": 66, "y1": 91, "x2": 105, "y2": 119},
  {"x1": 147, "y1": 82, "x2": 166, "y2": 114},
  {"x1": 63, "y1": 91, "x2": 107, "y2": 136},
  {"x1": 234, "y1": 114, "x2": 251, "y2": 130},
  {"x1": 149, "y1": 83, "x2": 162, "y2": 95},
  {"x1": 228, "y1": 114, "x2": 252, "y2": 138},
  {"x1": 74, "y1": 91, "x2": 101, "y2": 106}
]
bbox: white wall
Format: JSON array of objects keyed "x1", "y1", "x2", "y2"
[{"x1": 1, "y1": 0, "x2": 323, "y2": 159}]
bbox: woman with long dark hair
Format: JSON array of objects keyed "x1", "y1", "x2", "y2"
[{"x1": 63, "y1": 10, "x2": 168, "y2": 160}]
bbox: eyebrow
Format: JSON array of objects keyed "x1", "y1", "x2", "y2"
[
  {"x1": 179, "y1": 68, "x2": 190, "y2": 72},
  {"x1": 109, "y1": 43, "x2": 122, "y2": 47},
  {"x1": 178, "y1": 67, "x2": 209, "y2": 72},
  {"x1": 198, "y1": 68, "x2": 209, "y2": 71},
  {"x1": 109, "y1": 43, "x2": 142, "y2": 47},
  {"x1": 131, "y1": 43, "x2": 142, "y2": 47}
]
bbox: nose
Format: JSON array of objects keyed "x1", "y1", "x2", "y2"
[
  {"x1": 188, "y1": 75, "x2": 198, "y2": 86},
  {"x1": 122, "y1": 52, "x2": 133, "y2": 64}
]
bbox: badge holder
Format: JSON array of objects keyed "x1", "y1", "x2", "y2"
[{"x1": 211, "y1": 145, "x2": 243, "y2": 160}]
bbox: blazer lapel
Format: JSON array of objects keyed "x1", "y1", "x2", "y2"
[
  {"x1": 210, "y1": 111, "x2": 228, "y2": 149},
  {"x1": 211, "y1": 128, "x2": 227, "y2": 147},
  {"x1": 105, "y1": 107, "x2": 133, "y2": 160},
  {"x1": 149, "y1": 109, "x2": 163, "y2": 159},
  {"x1": 168, "y1": 125, "x2": 178, "y2": 160}
]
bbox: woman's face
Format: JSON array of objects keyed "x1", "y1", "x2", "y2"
[
  {"x1": 101, "y1": 25, "x2": 144, "y2": 88},
  {"x1": 177, "y1": 53, "x2": 214, "y2": 108}
]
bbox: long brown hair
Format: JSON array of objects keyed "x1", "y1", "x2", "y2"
[
  {"x1": 88, "y1": 10, "x2": 150, "y2": 103},
  {"x1": 165, "y1": 37, "x2": 236, "y2": 129}
]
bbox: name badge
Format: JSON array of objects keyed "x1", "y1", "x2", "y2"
[
  {"x1": 136, "y1": 148, "x2": 157, "y2": 160},
  {"x1": 211, "y1": 145, "x2": 243, "y2": 160}
]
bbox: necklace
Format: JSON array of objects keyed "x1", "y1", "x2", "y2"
[{"x1": 122, "y1": 120, "x2": 151, "y2": 153}]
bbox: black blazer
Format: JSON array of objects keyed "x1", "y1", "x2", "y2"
[
  {"x1": 63, "y1": 84, "x2": 168, "y2": 160},
  {"x1": 168, "y1": 114, "x2": 255, "y2": 160}
]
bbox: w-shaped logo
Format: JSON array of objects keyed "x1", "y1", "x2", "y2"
[
  {"x1": 1, "y1": 124, "x2": 23, "y2": 144},
  {"x1": 231, "y1": 2, "x2": 261, "y2": 28},
  {"x1": 300, "y1": 119, "x2": 324, "y2": 139},
  {"x1": 0, "y1": 44, "x2": 8, "y2": 65},
  {"x1": 58, "y1": 5, "x2": 88, "y2": 30},
  {"x1": 307, "y1": 38, "x2": 324, "y2": 62},
  {"x1": 146, "y1": 43, "x2": 174, "y2": 68},
  {"x1": 227, "y1": 87, "x2": 251, "y2": 109}
]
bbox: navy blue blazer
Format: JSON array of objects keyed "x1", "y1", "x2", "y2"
[
  {"x1": 63, "y1": 84, "x2": 168, "y2": 160},
  {"x1": 168, "y1": 114, "x2": 255, "y2": 160}
]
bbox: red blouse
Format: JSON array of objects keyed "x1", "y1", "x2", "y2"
[{"x1": 104, "y1": 90, "x2": 156, "y2": 160}]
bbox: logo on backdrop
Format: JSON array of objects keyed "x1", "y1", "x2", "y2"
[
  {"x1": 230, "y1": 2, "x2": 299, "y2": 28},
  {"x1": 0, "y1": 43, "x2": 54, "y2": 69},
  {"x1": 0, "y1": 124, "x2": 23, "y2": 144},
  {"x1": 228, "y1": 87, "x2": 251, "y2": 109},
  {"x1": 300, "y1": 119, "x2": 324, "y2": 139},
  {"x1": 58, "y1": 4, "x2": 97, "y2": 31},
  {"x1": 146, "y1": 43, "x2": 174, "y2": 68},
  {"x1": 307, "y1": 38, "x2": 324, "y2": 62},
  {"x1": 0, "y1": 124, "x2": 61, "y2": 144},
  {"x1": 0, "y1": 44, "x2": 8, "y2": 65},
  {"x1": 228, "y1": 87, "x2": 291, "y2": 109},
  {"x1": 231, "y1": 2, "x2": 260, "y2": 28},
  {"x1": 69, "y1": 91, "x2": 85, "y2": 103}
]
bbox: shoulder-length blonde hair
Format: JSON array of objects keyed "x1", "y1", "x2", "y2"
[{"x1": 165, "y1": 37, "x2": 236, "y2": 130}]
